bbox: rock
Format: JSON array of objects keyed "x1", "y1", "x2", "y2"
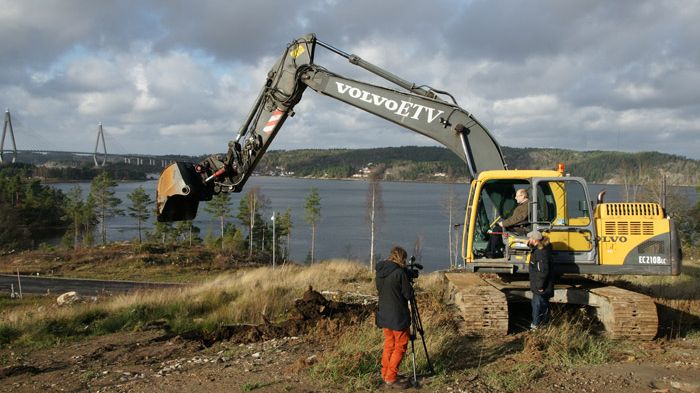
[
  {"x1": 305, "y1": 355, "x2": 317, "y2": 365},
  {"x1": 252, "y1": 352, "x2": 261, "y2": 358},
  {"x1": 57, "y1": 291, "x2": 80, "y2": 306},
  {"x1": 671, "y1": 381, "x2": 700, "y2": 393}
]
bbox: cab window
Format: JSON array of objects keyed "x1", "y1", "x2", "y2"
[{"x1": 536, "y1": 180, "x2": 590, "y2": 226}]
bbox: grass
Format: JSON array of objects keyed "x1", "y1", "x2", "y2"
[
  {"x1": 241, "y1": 381, "x2": 277, "y2": 391},
  {"x1": 481, "y1": 363, "x2": 546, "y2": 392},
  {"x1": 0, "y1": 259, "x2": 375, "y2": 349},
  {"x1": 1, "y1": 254, "x2": 697, "y2": 391},
  {"x1": 0, "y1": 243, "x2": 235, "y2": 282},
  {"x1": 309, "y1": 320, "x2": 383, "y2": 390},
  {"x1": 526, "y1": 310, "x2": 616, "y2": 367},
  {"x1": 309, "y1": 271, "x2": 458, "y2": 391},
  {"x1": 308, "y1": 272, "x2": 620, "y2": 392}
]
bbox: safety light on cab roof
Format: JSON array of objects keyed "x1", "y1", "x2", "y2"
[{"x1": 557, "y1": 163, "x2": 565, "y2": 174}]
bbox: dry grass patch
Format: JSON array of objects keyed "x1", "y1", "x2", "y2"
[
  {"x1": 0, "y1": 259, "x2": 375, "y2": 348},
  {"x1": 309, "y1": 271, "x2": 454, "y2": 390}
]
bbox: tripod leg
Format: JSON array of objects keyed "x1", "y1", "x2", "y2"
[
  {"x1": 411, "y1": 298, "x2": 435, "y2": 375},
  {"x1": 411, "y1": 340, "x2": 417, "y2": 387}
]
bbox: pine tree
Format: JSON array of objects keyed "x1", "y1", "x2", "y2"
[
  {"x1": 175, "y1": 220, "x2": 199, "y2": 246},
  {"x1": 204, "y1": 192, "x2": 232, "y2": 251},
  {"x1": 152, "y1": 221, "x2": 175, "y2": 245},
  {"x1": 276, "y1": 207, "x2": 293, "y2": 261},
  {"x1": 127, "y1": 186, "x2": 153, "y2": 244},
  {"x1": 89, "y1": 171, "x2": 123, "y2": 244},
  {"x1": 64, "y1": 186, "x2": 84, "y2": 250},
  {"x1": 304, "y1": 187, "x2": 321, "y2": 264}
]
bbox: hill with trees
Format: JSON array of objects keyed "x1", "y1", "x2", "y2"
[{"x1": 256, "y1": 146, "x2": 700, "y2": 186}]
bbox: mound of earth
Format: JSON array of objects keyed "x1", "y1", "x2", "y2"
[{"x1": 185, "y1": 286, "x2": 376, "y2": 346}]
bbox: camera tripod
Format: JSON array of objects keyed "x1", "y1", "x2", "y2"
[{"x1": 408, "y1": 295, "x2": 435, "y2": 387}]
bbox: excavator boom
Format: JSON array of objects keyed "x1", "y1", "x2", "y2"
[{"x1": 157, "y1": 33, "x2": 505, "y2": 222}]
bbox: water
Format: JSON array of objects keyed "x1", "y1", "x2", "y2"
[{"x1": 51, "y1": 177, "x2": 697, "y2": 271}]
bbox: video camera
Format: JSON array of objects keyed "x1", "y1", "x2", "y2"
[{"x1": 405, "y1": 256, "x2": 423, "y2": 281}]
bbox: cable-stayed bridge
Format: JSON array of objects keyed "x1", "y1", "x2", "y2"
[
  {"x1": 1, "y1": 109, "x2": 186, "y2": 168},
  {"x1": 9, "y1": 149, "x2": 171, "y2": 167}
]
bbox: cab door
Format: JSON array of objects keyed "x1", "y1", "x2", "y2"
[{"x1": 532, "y1": 177, "x2": 597, "y2": 264}]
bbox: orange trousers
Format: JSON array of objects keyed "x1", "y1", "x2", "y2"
[{"x1": 381, "y1": 327, "x2": 410, "y2": 383}]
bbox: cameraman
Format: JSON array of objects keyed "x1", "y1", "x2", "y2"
[{"x1": 375, "y1": 246, "x2": 414, "y2": 388}]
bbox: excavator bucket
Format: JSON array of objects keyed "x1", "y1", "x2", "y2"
[{"x1": 156, "y1": 162, "x2": 210, "y2": 222}]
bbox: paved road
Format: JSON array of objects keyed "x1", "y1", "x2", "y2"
[{"x1": 0, "y1": 275, "x2": 182, "y2": 296}]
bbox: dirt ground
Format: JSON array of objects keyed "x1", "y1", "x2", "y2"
[
  {"x1": 1, "y1": 328, "x2": 699, "y2": 392},
  {"x1": 3, "y1": 245, "x2": 699, "y2": 391},
  {"x1": 2, "y1": 289, "x2": 699, "y2": 392}
]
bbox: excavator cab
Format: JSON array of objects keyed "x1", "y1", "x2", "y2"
[
  {"x1": 471, "y1": 180, "x2": 531, "y2": 258},
  {"x1": 465, "y1": 170, "x2": 599, "y2": 269}
]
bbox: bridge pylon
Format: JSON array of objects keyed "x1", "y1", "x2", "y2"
[
  {"x1": 94, "y1": 122, "x2": 107, "y2": 167},
  {"x1": 1, "y1": 108, "x2": 17, "y2": 164}
]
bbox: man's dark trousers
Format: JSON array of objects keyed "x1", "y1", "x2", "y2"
[{"x1": 531, "y1": 292, "x2": 550, "y2": 327}]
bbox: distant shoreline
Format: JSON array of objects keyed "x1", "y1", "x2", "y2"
[{"x1": 41, "y1": 173, "x2": 699, "y2": 190}]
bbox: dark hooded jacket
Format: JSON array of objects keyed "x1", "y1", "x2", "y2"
[
  {"x1": 375, "y1": 259, "x2": 414, "y2": 331},
  {"x1": 529, "y1": 241, "x2": 554, "y2": 298}
]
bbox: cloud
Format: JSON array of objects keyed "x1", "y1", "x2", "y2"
[{"x1": 0, "y1": 0, "x2": 697, "y2": 160}]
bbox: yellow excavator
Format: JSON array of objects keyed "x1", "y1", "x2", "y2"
[{"x1": 156, "y1": 34, "x2": 682, "y2": 340}]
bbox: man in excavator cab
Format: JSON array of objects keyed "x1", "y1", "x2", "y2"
[{"x1": 485, "y1": 188, "x2": 530, "y2": 258}]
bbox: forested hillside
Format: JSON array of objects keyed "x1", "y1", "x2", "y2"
[{"x1": 256, "y1": 146, "x2": 700, "y2": 185}]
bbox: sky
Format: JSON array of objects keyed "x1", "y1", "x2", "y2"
[{"x1": 1, "y1": 0, "x2": 699, "y2": 160}]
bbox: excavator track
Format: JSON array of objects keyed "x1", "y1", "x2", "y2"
[
  {"x1": 444, "y1": 273, "x2": 659, "y2": 340},
  {"x1": 444, "y1": 273, "x2": 508, "y2": 336},
  {"x1": 588, "y1": 286, "x2": 658, "y2": 340}
]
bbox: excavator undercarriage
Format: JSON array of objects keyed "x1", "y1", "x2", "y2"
[{"x1": 445, "y1": 273, "x2": 659, "y2": 340}]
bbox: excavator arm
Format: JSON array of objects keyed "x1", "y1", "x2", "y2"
[{"x1": 157, "y1": 33, "x2": 506, "y2": 222}]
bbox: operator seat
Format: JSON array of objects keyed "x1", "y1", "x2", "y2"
[{"x1": 502, "y1": 223, "x2": 532, "y2": 257}]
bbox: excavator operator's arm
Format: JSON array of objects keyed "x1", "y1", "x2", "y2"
[{"x1": 156, "y1": 33, "x2": 506, "y2": 222}]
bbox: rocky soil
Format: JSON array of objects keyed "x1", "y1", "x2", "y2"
[{"x1": 2, "y1": 288, "x2": 699, "y2": 392}]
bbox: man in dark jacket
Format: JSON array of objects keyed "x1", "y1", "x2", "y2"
[
  {"x1": 527, "y1": 230, "x2": 554, "y2": 329},
  {"x1": 376, "y1": 246, "x2": 414, "y2": 388},
  {"x1": 486, "y1": 188, "x2": 530, "y2": 258}
]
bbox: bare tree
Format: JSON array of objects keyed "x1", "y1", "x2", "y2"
[
  {"x1": 413, "y1": 234, "x2": 424, "y2": 264},
  {"x1": 442, "y1": 185, "x2": 460, "y2": 269},
  {"x1": 366, "y1": 166, "x2": 385, "y2": 270},
  {"x1": 638, "y1": 169, "x2": 691, "y2": 214},
  {"x1": 237, "y1": 187, "x2": 269, "y2": 258},
  {"x1": 617, "y1": 158, "x2": 644, "y2": 202}
]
